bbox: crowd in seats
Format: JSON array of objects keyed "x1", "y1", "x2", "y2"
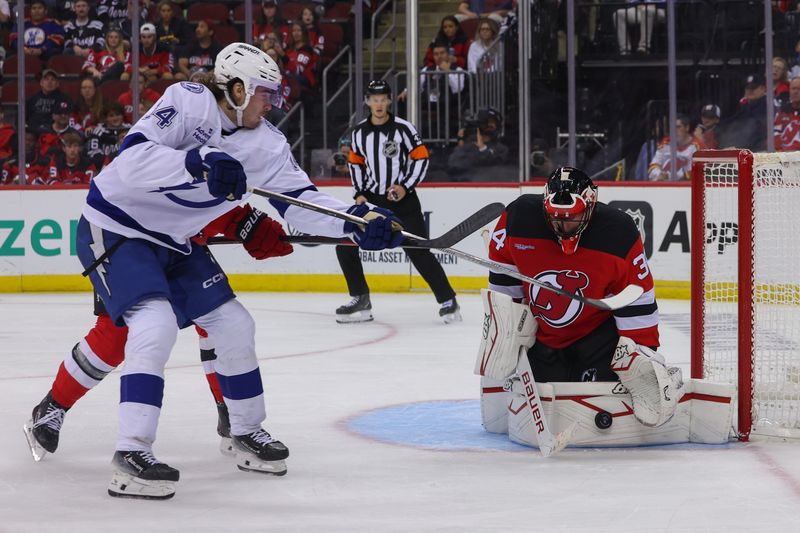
[{"x1": 0, "y1": 0, "x2": 355, "y2": 186}]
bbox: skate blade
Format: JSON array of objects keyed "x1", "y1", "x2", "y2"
[
  {"x1": 108, "y1": 471, "x2": 176, "y2": 500},
  {"x1": 236, "y1": 458, "x2": 287, "y2": 476},
  {"x1": 219, "y1": 437, "x2": 235, "y2": 457},
  {"x1": 22, "y1": 421, "x2": 47, "y2": 462},
  {"x1": 335, "y1": 311, "x2": 374, "y2": 324},
  {"x1": 441, "y1": 310, "x2": 463, "y2": 324}
]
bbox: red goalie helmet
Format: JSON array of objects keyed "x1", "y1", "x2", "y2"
[{"x1": 543, "y1": 166, "x2": 598, "y2": 254}]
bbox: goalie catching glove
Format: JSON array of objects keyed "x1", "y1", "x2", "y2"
[
  {"x1": 343, "y1": 204, "x2": 405, "y2": 250},
  {"x1": 610, "y1": 336, "x2": 684, "y2": 427}
]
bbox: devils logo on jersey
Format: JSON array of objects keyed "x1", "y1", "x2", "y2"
[{"x1": 527, "y1": 270, "x2": 589, "y2": 328}]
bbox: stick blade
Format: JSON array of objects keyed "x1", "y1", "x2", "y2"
[
  {"x1": 590, "y1": 285, "x2": 644, "y2": 311},
  {"x1": 418, "y1": 202, "x2": 505, "y2": 248}
]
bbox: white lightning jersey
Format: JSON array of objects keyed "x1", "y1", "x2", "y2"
[{"x1": 82, "y1": 81, "x2": 349, "y2": 253}]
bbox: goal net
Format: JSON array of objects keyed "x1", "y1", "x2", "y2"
[{"x1": 691, "y1": 149, "x2": 800, "y2": 440}]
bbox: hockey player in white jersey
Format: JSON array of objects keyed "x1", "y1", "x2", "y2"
[{"x1": 75, "y1": 42, "x2": 404, "y2": 500}]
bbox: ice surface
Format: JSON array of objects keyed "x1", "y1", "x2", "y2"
[{"x1": 0, "y1": 293, "x2": 798, "y2": 532}]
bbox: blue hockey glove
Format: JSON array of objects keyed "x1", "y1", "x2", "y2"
[
  {"x1": 344, "y1": 204, "x2": 405, "y2": 250},
  {"x1": 189, "y1": 149, "x2": 247, "y2": 200}
]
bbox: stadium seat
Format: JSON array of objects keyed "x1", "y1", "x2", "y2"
[
  {"x1": 100, "y1": 79, "x2": 130, "y2": 102},
  {"x1": 187, "y1": 3, "x2": 230, "y2": 24},
  {"x1": 282, "y1": 3, "x2": 308, "y2": 23},
  {"x1": 323, "y1": 2, "x2": 353, "y2": 21},
  {"x1": 59, "y1": 79, "x2": 81, "y2": 104},
  {"x1": 319, "y1": 22, "x2": 344, "y2": 62},
  {"x1": 47, "y1": 55, "x2": 87, "y2": 79},
  {"x1": 213, "y1": 25, "x2": 241, "y2": 46},
  {"x1": 2, "y1": 55, "x2": 42, "y2": 78},
  {"x1": 232, "y1": 3, "x2": 260, "y2": 24},
  {"x1": 460, "y1": 18, "x2": 479, "y2": 40},
  {"x1": 148, "y1": 78, "x2": 178, "y2": 95},
  {"x1": 1, "y1": 80, "x2": 41, "y2": 103}
]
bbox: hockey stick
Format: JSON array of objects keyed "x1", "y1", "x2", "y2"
[
  {"x1": 208, "y1": 235, "x2": 457, "y2": 249},
  {"x1": 515, "y1": 354, "x2": 578, "y2": 457},
  {"x1": 436, "y1": 246, "x2": 644, "y2": 311},
  {"x1": 246, "y1": 184, "x2": 504, "y2": 248}
]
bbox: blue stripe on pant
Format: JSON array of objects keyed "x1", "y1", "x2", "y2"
[
  {"x1": 121, "y1": 373, "x2": 165, "y2": 408},
  {"x1": 217, "y1": 368, "x2": 264, "y2": 401}
]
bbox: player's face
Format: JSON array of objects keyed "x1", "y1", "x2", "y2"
[
  {"x1": 242, "y1": 86, "x2": 272, "y2": 128},
  {"x1": 551, "y1": 214, "x2": 582, "y2": 237},
  {"x1": 367, "y1": 94, "x2": 390, "y2": 117}
]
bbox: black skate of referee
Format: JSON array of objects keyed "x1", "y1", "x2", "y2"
[{"x1": 335, "y1": 80, "x2": 461, "y2": 324}]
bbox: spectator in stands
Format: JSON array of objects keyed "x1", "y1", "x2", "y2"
[
  {"x1": 138, "y1": 22, "x2": 174, "y2": 83},
  {"x1": 647, "y1": 114, "x2": 700, "y2": 181},
  {"x1": 154, "y1": 0, "x2": 192, "y2": 51},
  {"x1": 36, "y1": 101, "x2": 82, "y2": 158},
  {"x1": 64, "y1": 0, "x2": 106, "y2": 57},
  {"x1": 2, "y1": 131, "x2": 56, "y2": 186},
  {"x1": 175, "y1": 19, "x2": 222, "y2": 81},
  {"x1": 717, "y1": 74, "x2": 768, "y2": 152},
  {"x1": 118, "y1": 75, "x2": 162, "y2": 123},
  {"x1": 774, "y1": 77, "x2": 800, "y2": 151},
  {"x1": 423, "y1": 16, "x2": 471, "y2": 70},
  {"x1": 284, "y1": 23, "x2": 319, "y2": 92},
  {"x1": 82, "y1": 27, "x2": 132, "y2": 82},
  {"x1": 10, "y1": 0, "x2": 65, "y2": 60},
  {"x1": 254, "y1": 1, "x2": 290, "y2": 49},
  {"x1": 447, "y1": 110, "x2": 508, "y2": 178},
  {"x1": 85, "y1": 102, "x2": 130, "y2": 168},
  {"x1": 327, "y1": 135, "x2": 351, "y2": 178},
  {"x1": 63, "y1": 0, "x2": 105, "y2": 57},
  {"x1": 467, "y1": 18, "x2": 501, "y2": 73},
  {"x1": 774, "y1": 57, "x2": 790, "y2": 108},
  {"x1": 97, "y1": 0, "x2": 150, "y2": 34},
  {"x1": 55, "y1": 130, "x2": 97, "y2": 184},
  {"x1": 613, "y1": 0, "x2": 665, "y2": 55},
  {"x1": 260, "y1": 30, "x2": 286, "y2": 60},
  {"x1": 53, "y1": 1, "x2": 79, "y2": 24},
  {"x1": 26, "y1": 69, "x2": 74, "y2": 133},
  {"x1": 299, "y1": 6, "x2": 324, "y2": 56},
  {"x1": 693, "y1": 104, "x2": 721, "y2": 150},
  {"x1": 455, "y1": 0, "x2": 512, "y2": 24},
  {"x1": 415, "y1": 42, "x2": 468, "y2": 101},
  {"x1": 76, "y1": 76, "x2": 105, "y2": 129},
  {"x1": 0, "y1": 107, "x2": 13, "y2": 164}
]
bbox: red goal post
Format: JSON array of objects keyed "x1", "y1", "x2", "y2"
[{"x1": 691, "y1": 149, "x2": 800, "y2": 441}]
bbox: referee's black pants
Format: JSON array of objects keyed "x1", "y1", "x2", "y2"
[{"x1": 335, "y1": 190, "x2": 457, "y2": 303}]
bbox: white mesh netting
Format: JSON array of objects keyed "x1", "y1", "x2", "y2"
[{"x1": 702, "y1": 152, "x2": 800, "y2": 437}]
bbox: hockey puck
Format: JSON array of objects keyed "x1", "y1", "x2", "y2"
[{"x1": 594, "y1": 411, "x2": 613, "y2": 429}]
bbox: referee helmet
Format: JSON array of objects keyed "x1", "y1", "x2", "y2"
[{"x1": 365, "y1": 79, "x2": 392, "y2": 102}]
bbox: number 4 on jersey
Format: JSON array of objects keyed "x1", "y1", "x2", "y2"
[
  {"x1": 492, "y1": 228, "x2": 507, "y2": 250},
  {"x1": 153, "y1": 106, "x2": 178, "y2": 129}
]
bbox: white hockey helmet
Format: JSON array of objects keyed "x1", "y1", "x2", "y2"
[{"x1": 215, "y1": 42, "x2": 283, "y2": 125}]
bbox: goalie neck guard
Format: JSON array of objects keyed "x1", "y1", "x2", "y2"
[{"x1": 542, "y1": 166, "x2": 598, "y2": 255}]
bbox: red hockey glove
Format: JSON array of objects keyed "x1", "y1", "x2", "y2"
[{"x1": 224, "y1": 204, "x2": 293, "y2": 260}]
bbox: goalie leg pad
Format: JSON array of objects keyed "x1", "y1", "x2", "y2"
[
  {"x1": 475, "y1": 289, "x2": 537, "y2": 380},
  {"x1": 480, "y1": 376, "x2": 510, "y2": 434},
  {"x1": 610, "y1": 337, "x2": 684, "y2": 427}
]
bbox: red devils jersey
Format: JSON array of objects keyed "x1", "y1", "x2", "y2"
[{"x1": 487, "y1": 194, "x2": 658, "y2": 349}]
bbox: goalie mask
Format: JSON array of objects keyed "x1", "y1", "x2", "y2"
[{"x1": 543, "y1": 166, "x2": 597, "y2": 255}]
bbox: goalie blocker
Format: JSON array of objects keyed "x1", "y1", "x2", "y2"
[{"x1": 475, "y1": 290, "x2": 735, "y2": 448}]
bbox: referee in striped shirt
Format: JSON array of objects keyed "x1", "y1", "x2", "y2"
[{"x1": 335, "y1": 80, "x2": 461, "y2": 324}]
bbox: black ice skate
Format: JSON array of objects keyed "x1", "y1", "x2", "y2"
[
  {"x1": 108, "y1": 450, "x2": 180, "y2": 500},
  {"x1": 23, "y1": 391, "x2": 68, "y2": 462},
  {"x1": 231, "y1": 429, "x2": 289, "y2": 476},
  {"x1": 335, "y1": 294, "x2": 373, "y2": 323},
  {"x1": 439, "y1": 298, "x2": 462, "y2": 324},
  {"x1": 216, "y1": 401, "x2": 235, "y2": 457}
]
